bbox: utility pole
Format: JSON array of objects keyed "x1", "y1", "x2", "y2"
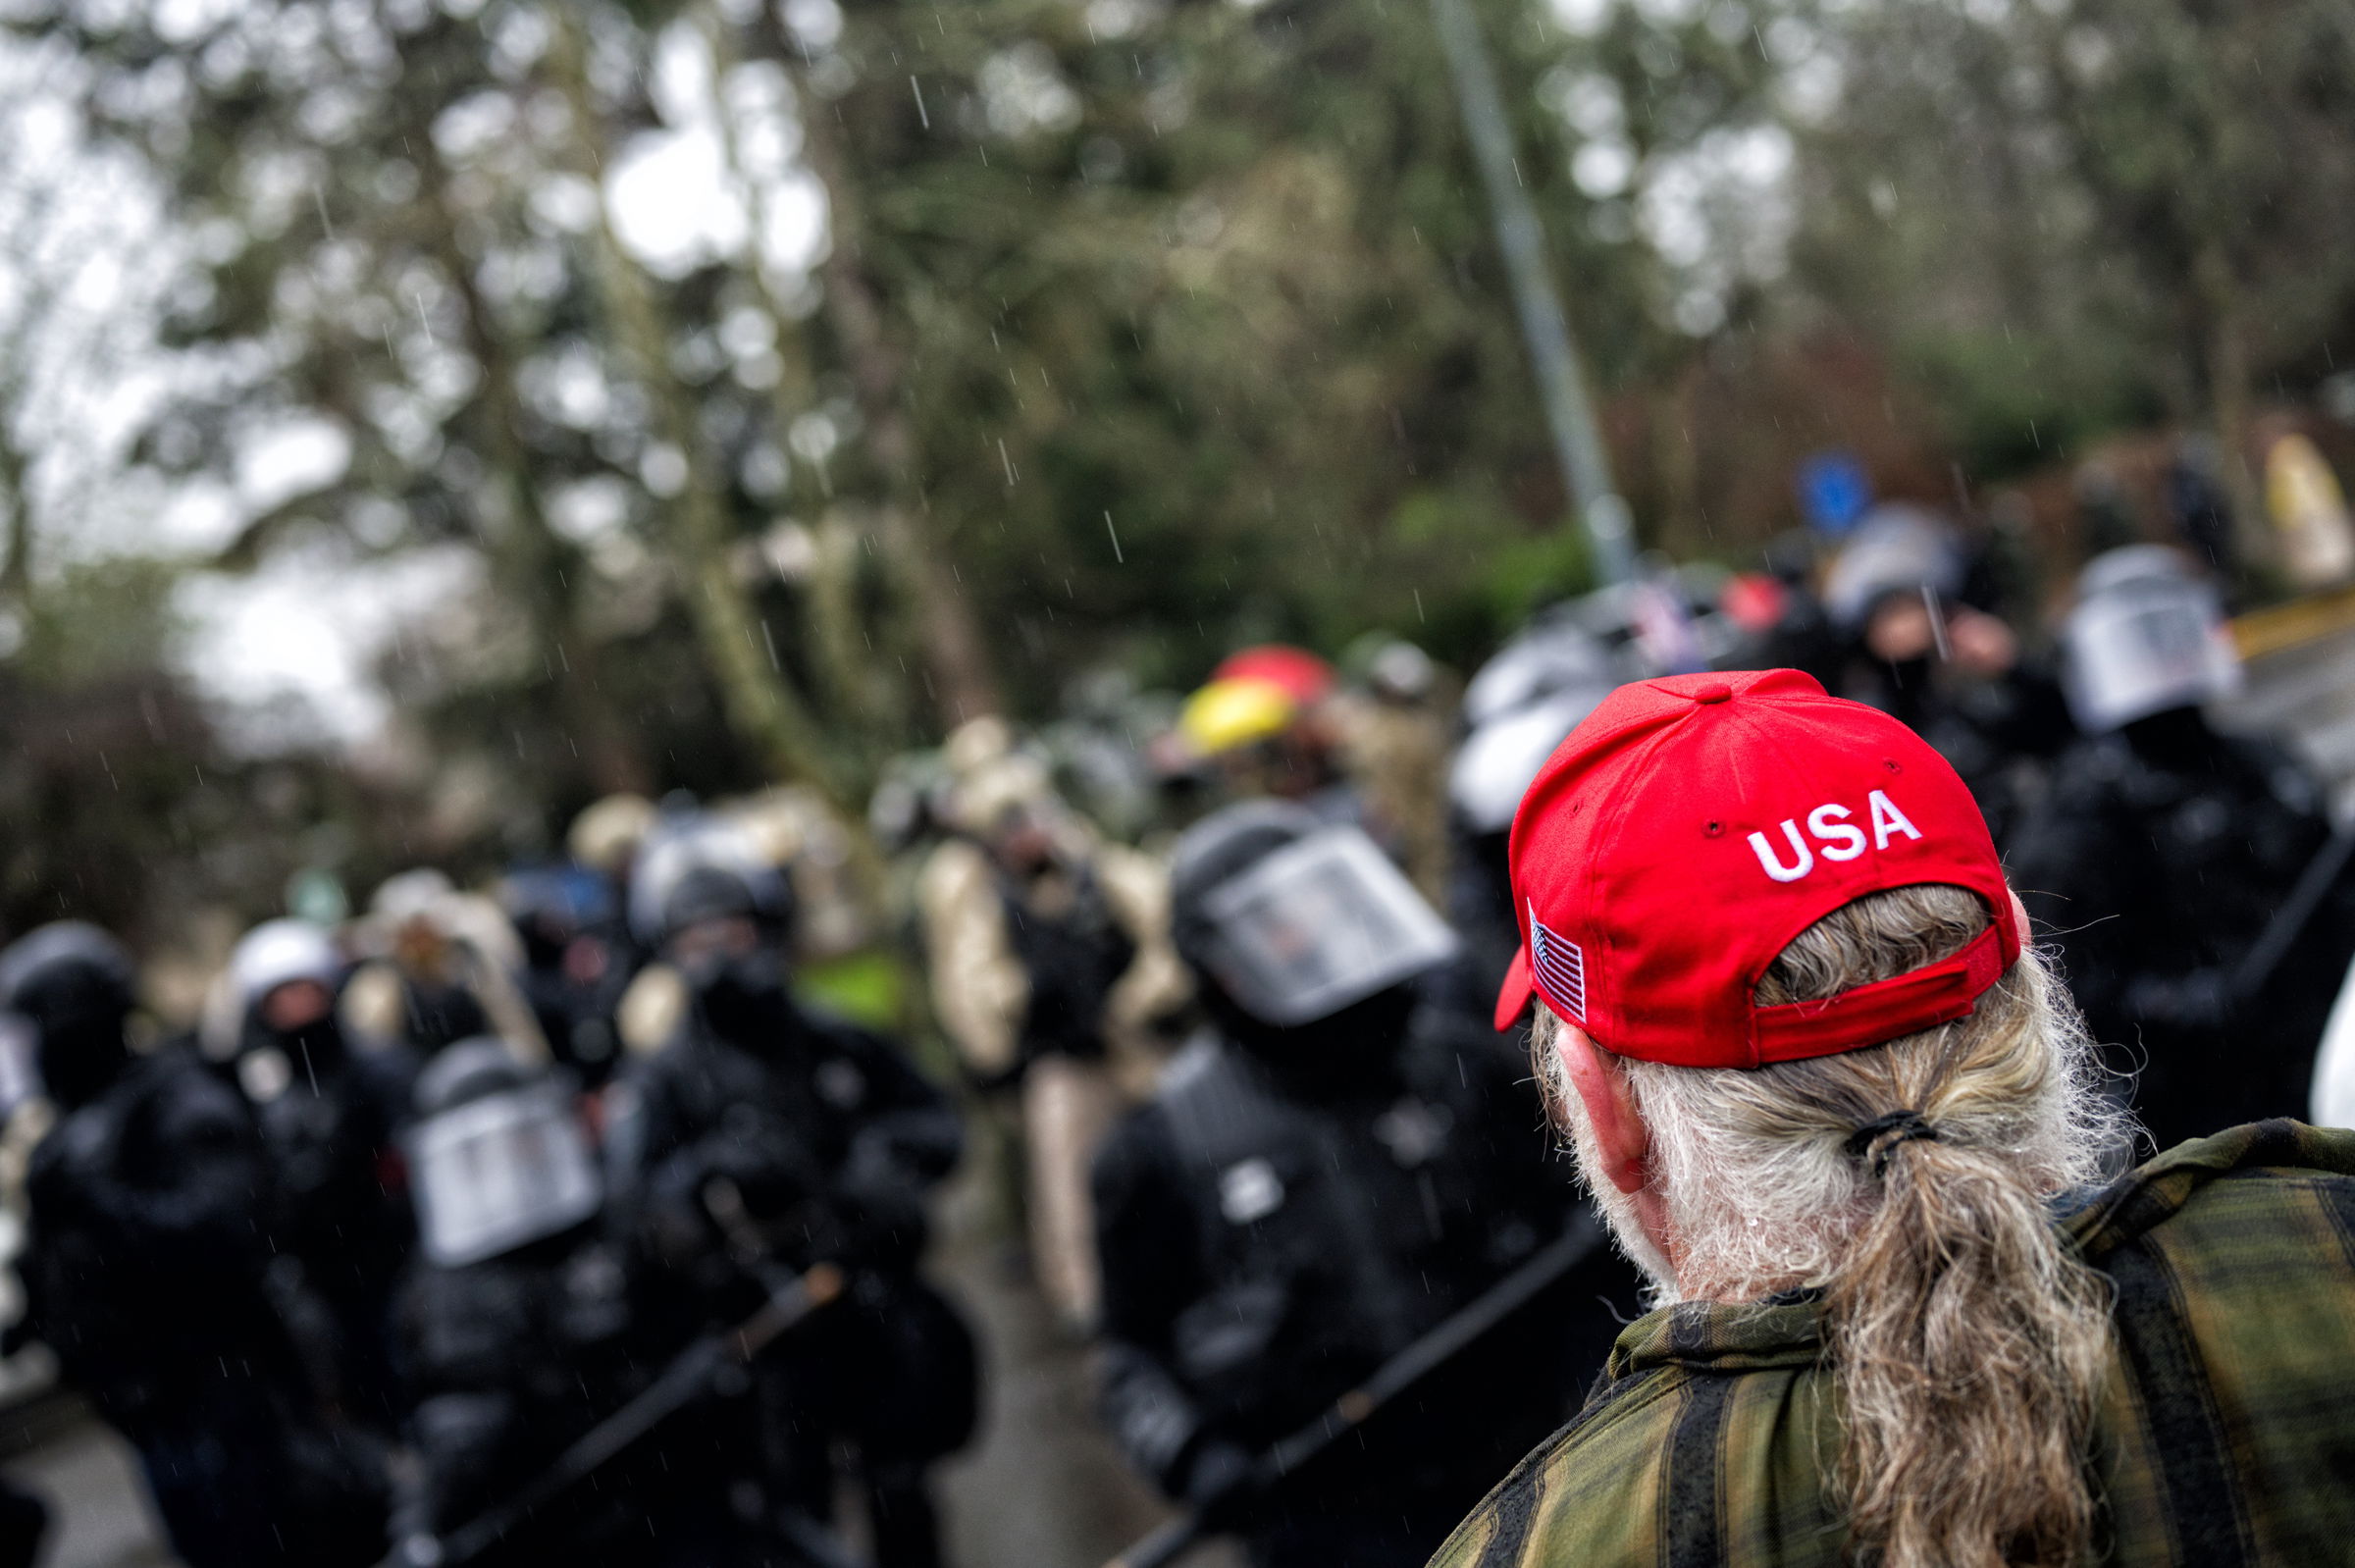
[{"x1": 1430, "y1": 0, "x2": 1636, "y2": 589}]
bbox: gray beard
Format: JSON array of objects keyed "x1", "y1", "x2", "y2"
[{"x1": 1539, "y1": 1042, "x2": 1681, "y2": 1306}]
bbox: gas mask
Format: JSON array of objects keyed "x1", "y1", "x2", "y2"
[
  {"x1": 244, "y1": 1013, "x2": 347, "y2": 1097},
  {"x1": 26, "y1": 983, "x2": 132, "y2": 1106},
  {"x1": 679, "y1": 942, "x2": 794, "y2": 1045},
  {"x1": 0, "y1": 925, "x2": 137, "y2": 1113}
]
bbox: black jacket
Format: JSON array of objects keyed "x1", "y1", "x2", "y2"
[
  {"x1": 23, "y1": 1044, "x2": 286, "y2": 1425},
  {"x1": 2009, "y1": 716, "x2": 2353, "y2": 1147},
  {"x1": 608, "y1": 995, "x2": 962, "y2": 1292},
  {"x1": 1092, "y1": 1018, "x2": 1629, "y2": 1531},
  {"x1": 394, "y1": 1231, "x2": 734, "y2": 1566},
  {"x1": 244, "y1": 1037, "x2": 415, "y2": 1294},
  {"x1": 603, "y1": 993, "x2": 978, "y2": 1492},
  {"x1": 1837, "y1": 655, "x2": 2074, "y2": 850},
  {"x1": 22, "y1": 1044, "x2": 391, "y2": 1567}
]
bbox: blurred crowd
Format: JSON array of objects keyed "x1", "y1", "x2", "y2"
[{"x1": 0, "y1": 450, "x2": 2347, "y2": 1568}]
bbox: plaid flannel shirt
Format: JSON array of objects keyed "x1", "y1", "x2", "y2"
[{"x1": 1430, "y1": 1121, "x2": 2355, "y2": 1568}]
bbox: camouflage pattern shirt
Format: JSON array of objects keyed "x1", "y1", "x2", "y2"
[{"x1": 1430, "y1": 1122, "x2": 2355, "y2": 1568}]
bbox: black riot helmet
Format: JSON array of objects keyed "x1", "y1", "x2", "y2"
[
  {"x1": 407, "y1": 1037, "x2": 602, "y2": 1267},
  {"x1": 0, "y1": 922, "x2": 137, "y2": 1110},
  {"x1": 628, "y1": 816, "x2": 794, "y2": 951},
  {"x1": 630, "y1": 816, "x2": 801, "y2": 1045},
  {"x1": 1171, "y1": 802, "x2": 1458, "y2": 1062}
]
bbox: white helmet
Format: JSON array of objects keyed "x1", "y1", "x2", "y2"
[
  {"x1": 1449, "y1": 687, "x2": 1607, "y2": 835},
  {"x1": 1461, "y1": 622, "x2": 1617, "y2": 729},
  {"x1": 228, "y1": 918, "x2": 340, "y2": 1009}
]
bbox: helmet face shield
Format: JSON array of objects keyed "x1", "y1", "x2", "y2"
[
  {"x1": 0, "y1": 1014, "x2": 41, "y2": 1117},
  {"x1": 408, "y1": 1080, "x2": 602, "y2": 1267},
  {"x1": 1196, "y1": 826, "x2": 1459, "y2": 1027},
  {"x1": 2064, "y1": 574, "x2": 2240, "y2": 732}
]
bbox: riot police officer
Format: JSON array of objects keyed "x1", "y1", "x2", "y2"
[
  {"x1": 500, "y1": 865, "x2": 632, "y2": 1087},
  {"x1": 2010, "y1": 546, "x2": 2354, "y2": 1147},
  {"x1": 3, "y1": 922, "x2": 386, "y2": 1566},
  {"x1": 226, "y1": 917, "x2": 415, "y2": 1430},
  {"x1": 392, "y1": 1038, "x2": 760, "y2": 1567},
  {"x1": 1091, "y1": 804, "x2": 1628, "y2": 1568},
  {"x1": 607, "y1": 820, "x2": 976, "y2": 1568},
  {"x1": 1820, "y1": 504, "x2": 2073, "y2": 847}
]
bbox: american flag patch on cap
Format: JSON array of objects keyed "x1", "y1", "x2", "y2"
[{"x1": 1528, "y1": 902, "x2": 1586, "y2": 1021}]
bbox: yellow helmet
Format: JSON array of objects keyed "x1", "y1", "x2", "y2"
[{"x1": 1179, "y1": 677, "x2": 1296, "y2": 758}]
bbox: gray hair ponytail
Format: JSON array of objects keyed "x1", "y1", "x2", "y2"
[{"x1": 1540, "y1": 884, "x2": 2128, "y2": 1568}]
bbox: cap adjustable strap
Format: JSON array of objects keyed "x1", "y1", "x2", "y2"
[{"x1": 1751, "y1": 922, "x2": 2008, "y2": 1066}]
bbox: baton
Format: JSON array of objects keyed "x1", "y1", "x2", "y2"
[
  {"x1": 1103, "y1": 1217, "x2": 1602, "y2": 1568},
  {"x1": 2234, "y1": 824, "x2": 2355, "y2": 1002},
  {"x1": 405, "y1": 1260, "x2": 846, "y2": 1567}
]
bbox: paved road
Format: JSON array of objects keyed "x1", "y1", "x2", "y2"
[
  {"x1": 2229, "y1": 623, "x2": 2355, "y2": 813},
  {"x1": 932, "y1": 1131, "x2": 1239, "y2": 1568},
  {"x1": 0, "y1": 1396, "x2": 167, "y2": 1568}
]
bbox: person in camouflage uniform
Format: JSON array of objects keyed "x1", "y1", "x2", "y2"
[
  {"x1": 1333, "y1": 639, "x2": 1453, "y2": 904},
  {"x1": 1439, "y1": 669, "x2": 2355, "y2": 1568},
  {"x1": 918, "y1": 751, "x2": 1187, "y2": 1329},
  {"x1": 1436, "y1": 1122, "x2": 2355, "y2": 1568}
]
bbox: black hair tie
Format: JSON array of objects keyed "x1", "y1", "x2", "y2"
[{"x1": 1844, "y1": 1109, "x2": 1940, "y2": 1177}]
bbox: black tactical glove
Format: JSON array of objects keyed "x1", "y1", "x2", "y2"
[{"x1": 834, "y1": 1154, "x2": 928, "y2": 1273}]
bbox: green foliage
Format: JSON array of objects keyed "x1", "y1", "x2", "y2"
[
  {"x1": 9, "y1": 555, "x2": 185, "y2": 685},
  {"x1": 1785, "y1": 0, "x2": 2355, "y2": 465},
  {"x1": 813, "y1": 0, "x2": 1762, "y2": 706},
  {"x1": 796, "y1": 948, "x2": 910, "y2": 1034},
  {"x1": 1899, "y1": 328, "x2": 2160, "y2": 481}
]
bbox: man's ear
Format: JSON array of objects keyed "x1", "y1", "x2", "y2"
[{"x1": 1553, "y1": 1024, "x2": 1650, "y2": 1196}]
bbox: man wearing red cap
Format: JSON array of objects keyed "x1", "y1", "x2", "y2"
[{"x1": 1435, "y1": 669, "x2": 2355, "y2": 1568}]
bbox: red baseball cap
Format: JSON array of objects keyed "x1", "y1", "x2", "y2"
[
  {"x1": 1212, "y1": 646, "x2": 1335, "y2": 706},
  {"x1": 1492, "y1": 668, "x2": 2021, "y2": 1068}
]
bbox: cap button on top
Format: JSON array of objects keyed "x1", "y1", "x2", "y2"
[{"x1": 1692, "y1": 681, "x2": 1733, "y2": 705}]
